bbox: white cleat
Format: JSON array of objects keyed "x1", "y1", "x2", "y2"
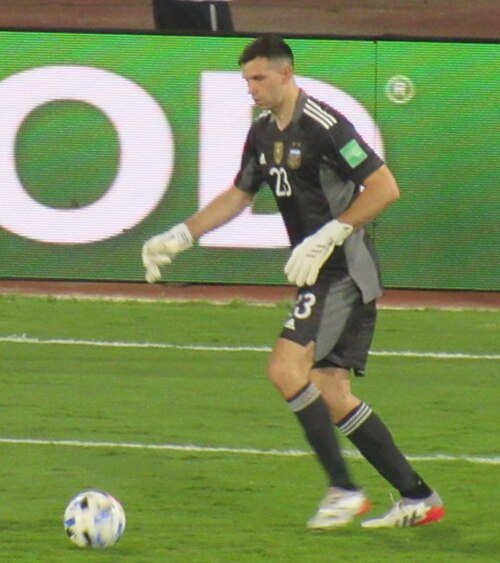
[
  {"x1": 361, "y1": 492, "x2": 446, "y2": 529},
  {"x1": 307, "y1": 487, "x2": 372, "y2": 530}
]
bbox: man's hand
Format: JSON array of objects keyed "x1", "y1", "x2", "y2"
[
  {"x1": 142, "y1": 223, "x2": 194, "y2": 283},
  {"x1": 284, "y1": 220, "x2": 353, "y2": 287}
]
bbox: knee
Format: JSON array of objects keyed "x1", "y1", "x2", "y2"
[
  {"x1": 311, "y1": 368, "x2": 360, "y2": 422},
  {"x1": 267, "y1": 352, "x2": 312, "y2": 399},
  {"x1": 267, "y1": 340, "x2": 315, "y2": 398},
  {"x1": 267, "y1": 354, "x2": 288, "y2": 388}
]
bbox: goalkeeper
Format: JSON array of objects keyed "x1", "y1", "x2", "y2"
[{"x1": 142, "y1": 35, "x2": 445, "y2": 530}]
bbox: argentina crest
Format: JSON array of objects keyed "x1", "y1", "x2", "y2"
[{"x1": 287, "y1": 143, "x2": 302, "y2": 169}]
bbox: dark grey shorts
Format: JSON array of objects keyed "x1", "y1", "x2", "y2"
[{"x1": 280, "y1": 274, "x2": 377, "y2": 376}]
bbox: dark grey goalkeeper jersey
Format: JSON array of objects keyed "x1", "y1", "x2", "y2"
[{"x1": 234, "y1": 90, "x2": 385, "y2": 303}]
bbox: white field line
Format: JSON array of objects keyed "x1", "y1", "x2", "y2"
[
  {"x1": 0, "y1": 437, "x2": 498, "y2": 465},
  {"x1": 0, "y1": 334, "x2": 498, "y2": 360}
]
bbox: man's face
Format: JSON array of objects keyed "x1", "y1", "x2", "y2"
[{"x1": 241, "y1": 56, "x2": 289, "y2": 111}]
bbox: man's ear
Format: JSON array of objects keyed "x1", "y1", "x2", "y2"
[{"x1": 282, "y1": 63, "x2": 294, "y2": 84}]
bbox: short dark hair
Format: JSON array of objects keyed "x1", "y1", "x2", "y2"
[{"x1": 238, "y1": 35, "x2": 294, "y2": 67}]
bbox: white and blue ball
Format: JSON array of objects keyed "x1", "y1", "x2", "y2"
[{"x1": 63, "y1": 490, "x2": 126, "y2": 548}]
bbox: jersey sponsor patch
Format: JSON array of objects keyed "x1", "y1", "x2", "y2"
[{"x1": 340, "y1": 139, "x2": 368, "y2": 168}]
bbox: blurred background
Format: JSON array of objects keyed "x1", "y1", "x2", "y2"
[
  {"x1": 0, "y1": 0, "x2": 498, "y2": 39},
  {"x1": 0, "y1": 1, "x2": 498, "y2": 294}
]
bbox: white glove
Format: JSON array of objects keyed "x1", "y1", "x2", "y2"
[
  {"x1": 142, "y1": 223, "x2": 194, "y2": 283},
  {"x1": 284, "y1": 220, "x2": 353, "y2": 287}
]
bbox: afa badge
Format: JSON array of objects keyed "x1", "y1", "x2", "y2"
[{"x1": 287, "y1": 143, "x2": 302, "y2": 169}]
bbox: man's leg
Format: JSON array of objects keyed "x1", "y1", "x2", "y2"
[
  {"x1": 267, "y1": 338, "x2": 370, "y2": 528},
  {"x1": 268, "y1": 339, "x2": 355, "y2": 490},
  {"x1": 153, "y1": 0, "x2": 186, "y2": 30},
  {"x1": 313, "y1": 368, "x2": 445, "y2": 527},
  {"x1": 152, "y1": 0, "x2": 212, "y2": 31},
  {"x1": 211, "y1": 2, "x2": 234, "y2": 31},
  {"x1": 313, "y1": 367, "x2": 431, "y2": 497}
]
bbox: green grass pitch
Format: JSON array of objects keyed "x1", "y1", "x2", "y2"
[{"x1": 0, "y1": 294, "x2": 498, "y2": 562}]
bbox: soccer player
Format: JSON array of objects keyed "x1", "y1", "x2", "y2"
[{"x1": 142, "y1": 35, "x2": 446, "y2": 529}]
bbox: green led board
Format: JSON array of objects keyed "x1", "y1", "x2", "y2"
[{"x1": 0, "y1": 31, "x2": 498, "y2": 290}]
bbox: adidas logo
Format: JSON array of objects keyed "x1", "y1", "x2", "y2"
[
  {"x1": 284, "y1": 317, "x2": 295, "y2": 330},
  {"x1": 259, "y1": 153, "x2": 267, "y2": 165}
]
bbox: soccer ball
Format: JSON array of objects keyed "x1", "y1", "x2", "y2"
[{"x1": 63, "y1": 490, "x2": 126, "y2": 549}]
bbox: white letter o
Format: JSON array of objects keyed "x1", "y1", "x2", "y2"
[{"x1": 0, "y1": 65, "x2": 173, "y2": 243}]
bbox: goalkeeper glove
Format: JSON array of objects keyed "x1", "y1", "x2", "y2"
[
  {"x1": 284, "y1": 220, "x2": 353, "y2": 287},
  {"x1": 142, "y1": 223, "x2": 194, "y2": 283}
]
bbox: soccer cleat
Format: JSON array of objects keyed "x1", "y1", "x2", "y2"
[
  {"x1": 361, "y1": 492, "x2": 445, "y2": 529},
  {"x1": 307, "y1": 487, "x2": 372, "y2": 530}
]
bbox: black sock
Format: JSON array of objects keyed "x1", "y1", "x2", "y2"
[
  {"x1": 337, "y1": 403, "x2": 433, "y2": 499},
  {"x1": 289, "y1": 383, "x2": 356, "y2": 490}
]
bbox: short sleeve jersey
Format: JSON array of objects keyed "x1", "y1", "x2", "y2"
[{"x1": 234, "y1": 90, "x2": 385, "y2": 302}]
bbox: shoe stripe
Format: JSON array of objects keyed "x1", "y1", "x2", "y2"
[
  {"x1": 361, "y1": 503, "x2": 445, "y2": 528},
  {"x1": 337, "y1": 402, "x2": 373, "y2": 435}
]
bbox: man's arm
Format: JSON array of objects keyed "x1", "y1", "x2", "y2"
[
  {"x1": 337, "y1": 164, "x2": 400, "y2": 228},
  {"x1": 284, "y1": 164, "x2": 400, "y2": 287},
  {"x1": 142, "y1": 185, "x2": 253, "y2": 283},
  {"x1": 185, "y1": 185, "x2": 253, "y2": 239}
]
